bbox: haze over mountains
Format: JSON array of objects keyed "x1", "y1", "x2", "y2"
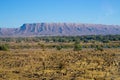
[{"x1": 0, "y1": 23, "x2": 120, "y2": 37}]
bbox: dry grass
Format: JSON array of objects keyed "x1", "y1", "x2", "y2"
[{"x1": 0, "y1": 46, "x2": 120, "y2": 80}]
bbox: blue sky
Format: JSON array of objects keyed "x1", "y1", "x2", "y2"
[{"x1": 0, "y1": 0, "x2": 120, "y2": 28}]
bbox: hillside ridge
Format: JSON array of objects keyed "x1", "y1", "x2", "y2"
[{"x1": 0, "y1": 23, "x2": 120, "y2": 37}]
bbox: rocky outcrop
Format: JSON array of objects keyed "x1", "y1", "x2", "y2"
[{"x1": 0, "y1": 23, "x2": 120, "y2": 37}]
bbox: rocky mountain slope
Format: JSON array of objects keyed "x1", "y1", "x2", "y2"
[{"x1": 0, "y1": 23, "x2": 120, "y2": 37}]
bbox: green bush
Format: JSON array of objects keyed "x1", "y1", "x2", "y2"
[
  {"x1": 74, "y1": 41, "x2": 82, "y2": 51},
  {"x1": 95, "y1": 45, "x2": 103, "y2": 51},
  {"x1": 56, "y1": 46, "x2": 62, "y2": 50},
  {"x1": 0, "y1": 44, "x2": 9, "y2": 51}
]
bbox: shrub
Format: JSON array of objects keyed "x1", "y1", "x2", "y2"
[
  {"x1": 56, "y1": 46, "x2": 62, "y2": 50},
  {"x1": 95, "y1": 45, "x2": 103, "y2": 51},
  {"x1": 38, "y1": 43, "x2": 45, "y2": 51},
  {"x1": 74, "y1": 41, "x2": 82, "y2": 51},
  {"x1": 102, "y1": 40, "x2": 110, "y2": 43},
  {"x1": 0, "y1": 44, "x2": 9, "y2": 51},
  {"x1": 40, "y1": 44, "x2": 45, "y2": 51}
]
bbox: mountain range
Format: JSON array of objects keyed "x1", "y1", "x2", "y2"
[{"x1": 0, "y1": 23, "x2": 120, "y2": 37}]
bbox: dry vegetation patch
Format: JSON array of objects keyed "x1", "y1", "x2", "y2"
[{"x1": 0, "y1": 48, "x2": 120, "y2": 80}]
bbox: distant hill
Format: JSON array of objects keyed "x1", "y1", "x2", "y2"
[{"x1": 0, "y1": 23, "x2": 120, "y2": 37}]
